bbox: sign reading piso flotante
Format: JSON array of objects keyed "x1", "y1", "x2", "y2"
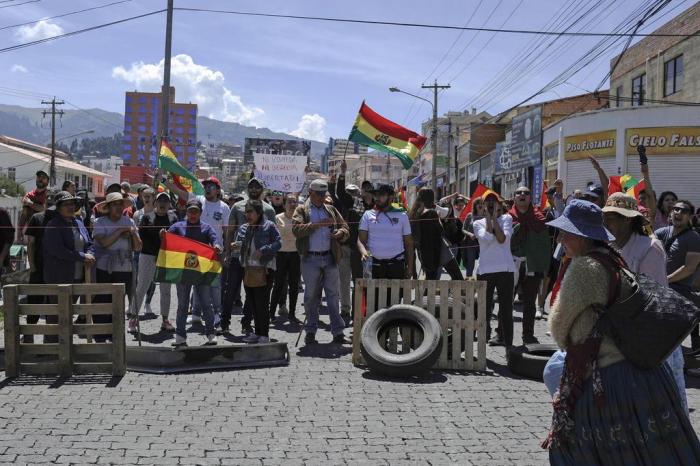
[{"x1": 564, "y1": 130, "x2": 616, "y2": 160}]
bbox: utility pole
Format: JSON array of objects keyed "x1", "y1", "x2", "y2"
[
  {"x1": 42, "y1": 97, "x2": 64, "y2": 187},
  {"x1": 159, "y1": 0, "x2": 174, "y2": 153},
  {"x1": 421, "y1": 80, "x2": 450, "y2": 193}
]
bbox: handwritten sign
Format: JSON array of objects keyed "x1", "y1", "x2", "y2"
[{"x1": 253, "y1": 153, "x2": 307, "y2": 192}]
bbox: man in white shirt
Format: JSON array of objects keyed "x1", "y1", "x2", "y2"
[{"x1": 473, "y1": 192, "x2": 515, "y2": 349}]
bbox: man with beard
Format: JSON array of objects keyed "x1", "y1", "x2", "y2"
[
  {"x1": 509, "y1": 186, "x2": 551, "y2": 344},
  {"x1": 359, "y1": 184, "x2": 413, "y2": 279},
  {"x1": 19, "y1": 170, "x2": 49, "y2": 242},
  {"x1": 656, "y1": 200, "x2": 700, "y2": 349},
  {"x1": 222, "y1": 177, "x2": 276, "y2": 334}
]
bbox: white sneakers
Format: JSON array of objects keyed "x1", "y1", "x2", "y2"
[
  {"x1": 171, "y1": 334, "x2": 187, "y2": 347},
  {"x1": 186, "y1": 315, "x2": 202, "y2": 324},
  {"x1": 205, "y1": 334, "x2": 217, "y2": 346}
]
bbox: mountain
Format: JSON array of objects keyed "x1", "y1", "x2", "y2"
[{"x1": 0, "y1": 103, "x2": 326, "y2": 157}]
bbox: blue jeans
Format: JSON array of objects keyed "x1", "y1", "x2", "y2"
[
  {"x1": 176, "y1": 283, "x2": 216, "y2": 338},
  {"x1": 301, "y1": 253, "x2": 344, "y2": 337}
]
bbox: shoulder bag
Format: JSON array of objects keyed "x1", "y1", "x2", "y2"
[{"x1": 589, "y1": 251, "x2": 700, "y2": 369}]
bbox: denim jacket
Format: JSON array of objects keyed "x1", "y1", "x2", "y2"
[{"x1": 235, "y1": 219, "x2": 281, "y2": 267}]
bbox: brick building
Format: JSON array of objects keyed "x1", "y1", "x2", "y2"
[
  {"x1": 121, "y1": 87, "x2": 198, "y2": 170},
  {"x1": 610, "y1": 2, "x2": 700, "y2": 107}
]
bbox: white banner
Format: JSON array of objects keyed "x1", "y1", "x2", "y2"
[{"x1": 253, "y1": 153, "x2": 307, "y2": 192}]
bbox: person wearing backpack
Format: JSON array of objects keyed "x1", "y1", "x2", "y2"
[
  {"x1": 541, "y1": 199, "x2": 700, "y2": 463},
  {"x1": 128, "y1": 192, "x2": 178, "y2": 333},
  {"x1": 656, "y1": 199, "x2": 700, "y2": 350}
]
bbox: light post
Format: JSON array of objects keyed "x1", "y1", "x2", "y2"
[{"x1": 390, "y1": 83, "x2": 449, "y2": 192}]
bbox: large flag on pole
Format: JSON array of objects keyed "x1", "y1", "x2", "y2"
[
  {"x1": 349, "y1": 101, "x2": 427, "y2": 169},
  {"x1": 155, "y1": 232, "x2": 222, "y2": 285},
  {"x1": 158, "y1": 140, "x2": 205, "y2": 195}
]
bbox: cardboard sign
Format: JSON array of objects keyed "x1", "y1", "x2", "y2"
[{"x1": 253, "y1": 153, "x2": 307, "y2": 192}]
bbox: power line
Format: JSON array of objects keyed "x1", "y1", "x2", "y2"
[
  {"x1": 0, "y1": 0, "x2": 40, "y2": 9},
  {"x1": 0, "y1": 0, "x2": 133, "y2": 31},
  {"x1": 174, "y1": 6, "x2": 700, "y2": 37},
  {"x1": 0, "y1": 9, "x2": 165, "y2": 54}
]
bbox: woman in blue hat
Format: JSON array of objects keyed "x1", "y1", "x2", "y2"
[{"x1": 542, "y1": 200, "x2": 700, "y2": 464}]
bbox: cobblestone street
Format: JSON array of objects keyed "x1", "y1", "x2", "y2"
[{"x1": 1, "y1": 289, "x2": 700, "y2": 465}]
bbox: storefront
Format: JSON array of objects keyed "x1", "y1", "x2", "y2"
[{"x1": 543, "y1": 105, "x2": 700, "y2": 206}]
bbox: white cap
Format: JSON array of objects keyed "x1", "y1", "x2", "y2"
[{"x1": 309, "y1": 179, "x2": 328, "y2": 193}]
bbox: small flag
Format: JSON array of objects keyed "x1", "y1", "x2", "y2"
[
  {"x1": 155, "y1": 232, "x2": 222, "y2": 285},
  {"x1": 349, "y1": 101, "x2": 427, "y2": 169},
  {"x1": 609, "y1": 174, "x2": 638, "y2": 195},
  {"x1": 540, "y1": 181, "x2": 550, "y2": 211},
  {"x1": 158, "y1": 140, "x2": 204, "y2": 195},
  {"x1": 626, "y1": 179, "x2": 647, "y2": 201},
  {"x1": 461, "y1": 184, "x2": 497, "y2": 221}
]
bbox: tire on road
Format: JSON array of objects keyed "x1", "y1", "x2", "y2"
[
  {"x1": 360, "y1": 304, "x2": 443, "y2": 377},
  {"x1": 507, "y1": 343, "x2": 559, "y2": 381}
]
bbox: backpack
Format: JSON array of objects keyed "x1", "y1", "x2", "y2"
[{"x1": 589, "y1": 251, "x2": 700, "y2": 369}]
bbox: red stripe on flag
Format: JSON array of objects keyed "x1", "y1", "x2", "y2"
[
  {"x1": 540, "y1": 181, "x2": 549, "y2": 211},
  {"x1": 161, "y1": 232, "x2": 218, "y2": 261},
  {"x1": 359, "y1": 102, "x2": 427, "y2": 149},
  {"x1": 460, "y1": 184, "x2": 495, "y2": 221},
  {"x1": 608, "y1": 176, "x2": 623, "y2": 195}
]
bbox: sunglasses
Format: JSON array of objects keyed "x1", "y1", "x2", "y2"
[
  {"x1": 673, "y1": 207, "x2": 691, "y2": 214},
  {"x1": 515, "y1": 191, "x2": 531, "y2": 196}
]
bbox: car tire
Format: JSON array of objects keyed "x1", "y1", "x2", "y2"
[
  {"x1": 507, "y1": 343, "x2": 559, "y2": 381},
  {"x1": 360, "y1": 304, "x2": 443, "y2": 377}
]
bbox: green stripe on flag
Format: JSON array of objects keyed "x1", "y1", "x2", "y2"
[
  {"x1": 349, "y1": 129, "x2": 415, "y2": 169},
  {"x1": 158, "y1": 155, "x2": 205, "y2": 195},
  {"x1": 155, "y1": 266, "x2": 220, "y2": 286}
]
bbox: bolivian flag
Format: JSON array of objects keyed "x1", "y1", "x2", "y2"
[
  {"x1": 460, "y1": 184, "x2": 498, "y2": 221},
  {"x1": 158, "y1": 140, "x2": 204, "y2": 195},
  {"x1": 155, "y1": 232, "x2": 222, "y2": 285},
  {"x1": 349, "y1": 101, "x2": 427, "y2": 169}
]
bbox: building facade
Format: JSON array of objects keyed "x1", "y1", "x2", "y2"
[
  {"x1": 121, "y1": 87, "x2": 198, "y2": 170},
  {"x1": 347, "y1": 152, "x2": 403, "y2": 187},
  {"x1": 610, "y1": 2, "x2": 700, "y2": 108}
]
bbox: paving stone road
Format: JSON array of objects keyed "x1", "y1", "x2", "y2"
[{"x1": 1, "y1": 286, "x2": 700, "y2": 465}]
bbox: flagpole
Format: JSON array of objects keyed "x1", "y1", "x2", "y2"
[{"x1": 156, "y1": 0, "x2": 174, "y2": 188}]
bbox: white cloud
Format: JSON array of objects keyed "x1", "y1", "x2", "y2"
[
  {"x1": 290, "y1": 114, "x2": 327, "y2": 142},
  {"x1": 15, "y1": 20, "x2": 64, "y2": 42},
  {"x1": 112, "y1": 54, "x2": 264, "y2": 125},
  {"x1": 10, "y1": 64, "x2": 28, "y2": 73}
]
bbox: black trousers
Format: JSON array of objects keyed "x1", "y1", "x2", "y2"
[
  {"x1": 94, "y1": 269, "x2": 132, "y2": 342},
  {"x1": 270, "y1": 251, "x2": 301, "y2": 318},
  {"x1": 517, "y1": 262, "x2": 542, "y2": 339},
  {"x1": 26, "y1": 270, "x2": 44, "y2": 325},
  {"x1": 478, "y1": 271, "x2": 515, "y2": 347},
  {"x1": 245, "y1": 279, "x2": 273, "y2": 337},
  {"x1": 242, "y1": 271, "x2": 274, "y2": 330},
  {"x1": 221, "y1": 257, "x2": 244, "y2": 328},
  {"x1": 424, "y1": 258, "x2": 463, "y2": 280},
  {"x1": 371, "y1": 258, "x2": 406, "y2": 311}
]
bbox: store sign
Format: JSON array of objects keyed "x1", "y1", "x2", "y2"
[
  {"x1": 625, "y1": 127, "x2": 700, "y2": 155},
  {"x1": 564, "y1": 130, "x2": 616, "y2": 160},
  {"x1": 544, "y1": 142, "x2": 558, "y2": 168},
  {"x1": 493, "y1": 142, "x2": 510, "y2": 175},
  {"x1": 435, "y1": 155, "x2": 448, "y2": 167},
  {"x1": 509, "y1": 106, "x2": 542, "y2": 170}
]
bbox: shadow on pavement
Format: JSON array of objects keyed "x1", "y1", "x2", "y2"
[
  {"x1": 0, "y1": 374, "x2": 123, "y2": 389},
  {"x1": 135, "y1": 330, "x2": 175, "y2": 344},
  {"x1": 295, "y1": 343, "x2": 352, "y2": 359},
  {"x1": 361, "y1": 370, "x2": 448, "y2": 384}
]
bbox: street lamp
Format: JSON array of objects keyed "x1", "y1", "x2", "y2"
[
  {"x1": 50, "y1": 129, "x2": 95, "y2": 145},
  {"x1": 389, "y1": 86, "x2": 441, "y2": 192}
]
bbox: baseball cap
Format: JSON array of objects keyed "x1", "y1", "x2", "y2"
[
  {"x1": 248, "y1": 177, "x2": 264, "y2": 188},
  {"x1": 309, "y1": 179, "x2": 328, "y2": 193},
  {"x1": 587, "y1": 184, "x2": 604, "y2": 198},
  {"x1": 186, "y1": 199, "x2": 202, "y2": 211},
  {"x1": 203, "y1": 177, "x2": 221, "y2": 189},
  {"x1": 155, "y1": 192, "x2": 171, "y2": 203},
  {"x1": 372, "y1": 184, "x2": 395, "y2": 196},
  {"x1": 35, "y1": 170, "x2": 49, "y2": 178}
]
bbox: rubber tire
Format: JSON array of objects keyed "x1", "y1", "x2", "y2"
[
  {"x1": 360, "y1": 304, "x2": 443, "y2": 378},
  {"x1": 507, "y1": 343, "x2": 559, "y2": 381}
]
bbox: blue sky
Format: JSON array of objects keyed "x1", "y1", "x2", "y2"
[{"x1": 0, "y1": 0, "x2": 693, "y2": 142}]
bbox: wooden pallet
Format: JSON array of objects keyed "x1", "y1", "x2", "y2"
[
  {"x1": 352, "y1": 279, "x2": 487, "y2": 371},
  {"x1": 3, "y1": 284, "x2": 126, "y2": 377}
]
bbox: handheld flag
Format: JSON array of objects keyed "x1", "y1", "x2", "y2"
[
  {"x1": 349, "y1": 101, "x2": 427, "y2": 169},
  {"x1": 608, "y1": 174, "x2": 638, "y2": 195},
  {"x1": 155, "y1": 232, "x2": 222, "y2": 285},
  {"x1": 626, "y1": 179, "x2": 647, "y2": 201},
  {"x1": 461, "y1": 184, "x2": 497, "y2": 221},
  {"x1": 158, "y1": 140, "x2": 204, "y2": 195},
  {"x1": 540, "y1": 181, "x2": 550, "y2": 211}
]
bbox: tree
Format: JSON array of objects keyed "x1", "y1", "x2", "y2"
[{"x1": 0, "y1": 175, "x2": 26, "y2": 197}]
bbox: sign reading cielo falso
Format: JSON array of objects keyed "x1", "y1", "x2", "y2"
[
  {"x1": 625, "y1": 127, "x2": 700, "y2": 155},
  {"x1": 564, "y1": 130, "x2": 616, "y2": 160}
]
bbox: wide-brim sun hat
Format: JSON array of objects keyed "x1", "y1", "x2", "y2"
[
  {"x1": 546, "y1": 199, "x2": 615, "y2": 242},
  {"x1": 602, "y1": 192, "x2": 647, "y2": 221},
  {"x1": 97, "y1": 192, "x2": 133, "y2": 214}
]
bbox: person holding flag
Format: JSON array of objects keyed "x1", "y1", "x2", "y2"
[{"x1": 163, "y1": 199, "x2": 222, "y2": 347}]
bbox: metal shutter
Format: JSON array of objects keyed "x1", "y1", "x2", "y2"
[
  {"x1": 566, "y1": 157, "x2": 616, "y2": 193},
  {"x1": 625, "y1": 155, "x2": 700, "y2": 206}
]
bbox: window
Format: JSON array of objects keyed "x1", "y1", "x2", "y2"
[
  {"x1": 88, "y1": 178, "x2": 93, "y2": 193},
  {"x1": 124, "y1": 125, "x2": 132, "y2": 132},
  {"x1": 664, "y1": 55, "x2": 683, "y2": 96},
  {"x1": 139, "y1": 96, "x2": 147, "y2": 103},
  {"x1": 176, "y1": 117, "x2": 184, "y2": 124},
  {"x1": 139, "y1": 105, "x2": 146, "y2": 113},
  {"x1": 632, "y1": 74, "x2": 645, "y2": 106},
  {"x1": 126, "y1": 95, "x2": 133, "y2": 104},
  {"x1": 138, "y1": 116, "x2": 146, "y2": 123},
  {"x1": 123, "y1": 135, "x2": 131, "y2": 142},
  {"x1": 125, "y1": 115, "x2": 132, "y2": 123},
  {"x1": 138, "y1": 125, "x2": 146, "y2": 132},
  {"x1": 176, "y1": 127, "x2": 184, "y2": 134},
  {"x1": 122, "y1": 144, "x2": 132, "y2": 151},
  {"x1": 7, "y1": 167, "x2": 15, "y2": 181},
  {"x1": 615, "y1": 85, "x2": 623, "y2": 107},
  {"x1": 81, "y1": 175, "x2": 87, "y2": 187}
]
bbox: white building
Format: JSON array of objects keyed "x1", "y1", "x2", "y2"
[
  {"x1": 82, "y1": 155, "x2": 123, "y2": 189},
  {"x1": 0, "y1": 135, "x2": 107, "y2": 196},
  {"x1": 543, "y1": 105, "x2": 700, "y2": 206}
]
